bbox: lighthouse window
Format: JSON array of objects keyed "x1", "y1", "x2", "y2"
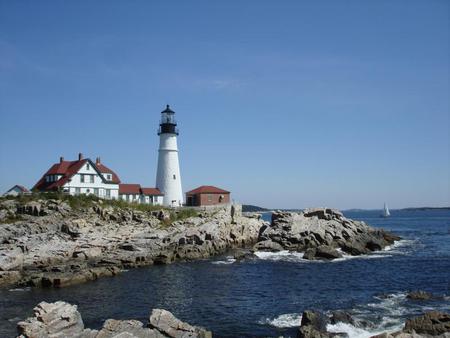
[{"x1": 173, "y1": 174, "x2": 176, "y2": 179}]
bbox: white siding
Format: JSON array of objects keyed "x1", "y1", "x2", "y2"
[{"x1": 62, "y1": 162, "x2": 119, "y2": 199}]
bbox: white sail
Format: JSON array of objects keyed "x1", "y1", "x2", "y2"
[{"x1": 383, "y1": 203, "x2": 391, "y2": 217}]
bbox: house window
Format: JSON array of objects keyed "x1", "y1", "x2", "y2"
[
  {"x1": 80, "y1": 174, "x2": 85, "y2": 183},
  {"x1": 86, "y1": 189, "x2": 90, "y2": 194},
  {"x1": 105, "y1": 189, "x2": 111, "y2": 198},
  {"x1": 75, "y1": 187, "x2": 80, "y2": 195},
  {"x1": 94, "y1": 188, "x2": 99, "y2": 196},
  {"x1": 86, "y1": 163, "x2": 90, "y2": 170},
  {"x1": 208, "y1": 194, "x2": 213, "y2": 202},
  {"x1": 90, "y1": 175, "x2": 94, "y2": 183}
]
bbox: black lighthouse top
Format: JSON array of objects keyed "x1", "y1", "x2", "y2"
[{"x1": 158, "y1": 105, "x2": 179, "y2": 135}]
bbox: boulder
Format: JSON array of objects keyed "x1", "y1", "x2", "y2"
[
  {"x1": 253, "y1": 240, "x2": 284, "y2": 252},
  {"x1": 95, "y1": 319, "x2": 162, "y2": 338},
  {"x1": 329, "y1": 311, "x2": 355, "y2": 325},
  {"x1": 258, "y1": 208, "x2": 400, "y2": 258},
  {"x1": 297, "y1": 311, "x2": 331, "y2": 338},
  {"x1": 406, "y1": 291, "x2": 433, "y2": 300},
  {"x1": 17, "y1": 301, "x2": 85, "y2": 337},
  {"x1": 403, "y1": 311, "x2": 450, "y2": 335},
  {"x1": 149, "y1": 308, "x2": 212, "y2": 338},
  {"x1": 17, "y1": 301, "x2": 213, "y2": 338},
  {"x1": 303, "y1": 246, "x2": 342, "y2": 260}
]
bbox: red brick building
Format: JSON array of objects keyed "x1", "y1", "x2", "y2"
[{"x1": 185, "y1": 185, "x2": 230, "y2": 206}]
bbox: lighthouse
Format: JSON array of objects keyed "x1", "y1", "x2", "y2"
[{"x1": 155, "y1": 105, "x2": 183, "y2": 207}]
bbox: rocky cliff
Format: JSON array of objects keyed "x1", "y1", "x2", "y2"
[{"x1": 0, "y1": 198, "x2": 264, "y2": 288}]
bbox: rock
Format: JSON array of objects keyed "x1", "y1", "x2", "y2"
[
  {"x1": 303, "y1": 246, "x2": 342, "y2": 260},
  {"x1": 233, "y1": 249, "x2": 256, "y2": 261},
  {"x1": 258, "y1": 208, "x2": 399, "y2": 258},
  {"x1": 403, "y1": 311, "x2": 450, "y2": 336},
  {"x1": 149, "y1": 308, "x2": 212, "y2": 338},
  {"x1": 297, "y1": 310, "x2": 335, "y2": 338},
  {"x1": 406, "y1": 291, "x2": 433, "y2": 300},
  {"x1": 17, "y1": 301, "x2": 85, "y2": 337},
  {"x1": 0, "y1": 200, "x2": 264, "y2": 289},
  {"x1": 0, "y1": 246, "x2": 24, "y2": 271},
  {"x1": 17, "y1": 301, "x2": 212, "y2": 338},
  {"x1": 253, "y1": 240, "x2": 284, "y2": 252},
  {"x1": 96, "y1": 319, "x2": 162, "y2": 338},
  {"x1": 329, "y1": 311, "x2": 354, "y2": 325}
]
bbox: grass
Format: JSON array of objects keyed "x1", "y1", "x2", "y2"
[{"x1": 0, "y1": 192, "x2": 199, "y2": 224}]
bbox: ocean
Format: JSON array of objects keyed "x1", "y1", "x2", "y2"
[{"x1": 1, "y1": 209, "x2": 449, "y2": 337}]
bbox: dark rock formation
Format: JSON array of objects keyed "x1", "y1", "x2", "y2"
[
  {"x1": 17, "y1": 301, "x2": 212, "y2": 338},
  {"x1": 406, "y1": 290, "x2": 434, "y2": 301},
  {"x1": 297, "y1": 310, "x2": 333, "y2": 338},
  {"x1": 254, "y1": 208, "x2": 400, "y2": 259},
  {"x1": 404, "y1": 311, "x2": 450, "y2": 336}
]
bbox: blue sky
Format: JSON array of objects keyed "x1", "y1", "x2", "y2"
[{"x1": 0, "y1": 0, "x2": 448, "y2": 209}]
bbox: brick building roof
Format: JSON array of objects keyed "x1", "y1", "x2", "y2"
[{"x1": 186, "y1": 185, "x2": 230, "y2": 195}]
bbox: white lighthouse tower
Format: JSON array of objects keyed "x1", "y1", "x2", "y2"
[{"x1": 156, "y1": 105, "x2": 183, "y2": 207}]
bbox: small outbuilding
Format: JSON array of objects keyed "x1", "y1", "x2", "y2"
[
  {"x1": 185, "y1": 185, "x2": 230, "y2": 207},
  {"x1": 3, "y1": 185, "x2": 30, "y2": 197}
]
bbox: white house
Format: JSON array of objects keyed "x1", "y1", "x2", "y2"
[
  {"x1": 33, "y1": 154, "x2": 120, "y2": 199},
  {"x1": 118, "y1": 184, "x2": 164, "y2": 205},
  {"x1": 33, "y1": 154, "x2": 164, "y2": 205},
  {"x1": 3, "y1": 185, "x2": 30, "y2": 197}
]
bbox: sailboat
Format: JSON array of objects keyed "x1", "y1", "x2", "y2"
[{"x1": 381, "y1": 203, "x2": 391, "y2": 218}]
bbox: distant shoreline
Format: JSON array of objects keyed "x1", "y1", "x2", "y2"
[{"x1": 243, "y1": 205, "x2": 450, "y2": 213}]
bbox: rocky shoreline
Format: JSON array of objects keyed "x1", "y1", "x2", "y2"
[
  {"x1": 16, "y1": 300, "x2": 450, "y2": 338},
  {"x1": 1, "y1": 197, "x2": 401, "y2": 289},
  {"x1": 0, "y1": 198, "x2": 264, "y2": 289}
]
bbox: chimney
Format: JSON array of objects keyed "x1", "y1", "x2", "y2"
[
  {"x1": 60, "y1": 156, "x2": 64, "y2": 163},
  {"x1": 78, "y1": 153, "x2": 83, "y2": 161},
  {"x1": 96, "y1": 157, "x2": 101, "y2": 165}
]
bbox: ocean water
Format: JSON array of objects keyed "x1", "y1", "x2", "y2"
[{"x1": 1, "y1": 209, "x2": 449, "y2": 338}]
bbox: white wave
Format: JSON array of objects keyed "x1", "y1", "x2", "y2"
[
  {"x1": 254, "y1": 250, "x2": 305, "y2": 262},
  {"x1": 259, "y1": 312, "x2": 303, "y2": 328},
  {"x1": 211, "y1": 257, "x2": 236, "y2": 265},
  {"x1": 383, "y1": 239, "x2": 418, "y2": 254},
  {"x1": 327, "y1": 322, "x2": 403, "y2": 338},
  {"x1": 8, "y1": 287, "x2": 31, "y2": 292}
]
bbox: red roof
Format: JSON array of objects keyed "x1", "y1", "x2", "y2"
[
  {"x1": 15, "y1": 185, "x2": 30, "y2": 193},
  {"x1": 33, "y1": 158, "x2": 121, "y2": 191},
  {"x1": 119, "y1": 184, "x2": 141, "y2": 194},
  {"x1": 119, "y1": 184, "x2": 163, "y2": 196},
  {"x1": 141, "y1": 188, "x2": 163, "y2": 196},
  {"x1": 33, "y1": 160, "x2": 87, "y2": 191},
  {"x1": 96, "y1": 163, "x2": 121, "y2": 184},
  {"x1": 186, "y1": 185, "x2": 230, "y2": 195}
]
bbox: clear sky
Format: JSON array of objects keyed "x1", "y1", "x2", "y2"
[{"x1": 0, "y1": 0, "x2": 448, "y2": 209}]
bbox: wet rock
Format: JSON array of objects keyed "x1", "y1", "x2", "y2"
[
  {"x1": 404, "y1": 311, "x2": 450, "y2": 336},
  {"x1": 297, "y1": 310, "x2": 331, "y2": 338},
  {"x1": 303, "y1": 246, "x2": 342, "y2": 260},
  {"x1": 233, "y1": 249, "x2": 256, "y2": 261},
  {"x1": 329, "y1": 311, "x2": 355, "y2": 325},
  {"x1": 253, "y1": 240, "x2": 284, "y2": 252},
  {"x1": 406, "y1": 291, "x2": 433, "y2": 300}
]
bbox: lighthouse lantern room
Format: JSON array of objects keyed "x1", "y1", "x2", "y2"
[{"x1": 155, "y1": 105, "x2": 183, "y2": 207}]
